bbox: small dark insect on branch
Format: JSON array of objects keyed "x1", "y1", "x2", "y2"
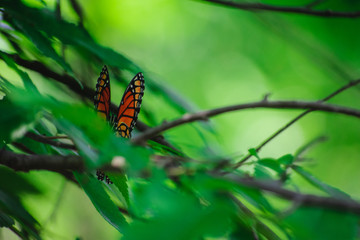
[
  {"x1": 234, "y1": 79, "x2": 360, "y2": 168},
  {"x1": 203, "y1": 0, "x2": 360, "y2": 18},
  {"x1": 132, "y1": 100, "x2": 360, "y2": 145}
]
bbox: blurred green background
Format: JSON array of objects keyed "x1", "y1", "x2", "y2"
[{"x1": 1, "y1": 0, "x2": 360, "y2": 239}]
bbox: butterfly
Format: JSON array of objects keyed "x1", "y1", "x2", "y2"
[{"x1": 94, "y1": 65, "x2": 145, "y2": 183}]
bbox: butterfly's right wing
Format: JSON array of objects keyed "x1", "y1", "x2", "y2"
[{"x1": 115, "y1": 72, "x2": 145, "y2": 138}]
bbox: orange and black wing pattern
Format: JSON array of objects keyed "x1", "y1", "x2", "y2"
[
  {"x1": 94, "y1": 66, "x2": 145, "y2": 184},
  {"x1": 114, "y1": 72, "x2": 145, "y2": 138},
  {"x1": 94, "y1": 66, "x2": 111, "y2": 121}
]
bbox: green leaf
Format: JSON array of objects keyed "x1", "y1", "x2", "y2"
[
  {"x1": 107, "y1": 173, "x2": 130, "y2": 207},
  {"x1": 3, "y1": 11, "x2": 72, "y2": 73},
  {"x1": 74, "y1": 172, "x2": 128, "y2": 232},
  {"x1": 147, "y1": 140, "x2": 184, "y2": 157},
  {"x1": 0, "y1": 166, "x2": 41, "y2": 196},
  {"x1": 254, "y1": 164, "x2": 273, "y2": 179},
  {"x1": 258, "y1": 158, "x2": 284, "y2": 174},
  {"x1": 0, "y1": 97, "x2": 36, "y2": 143},
  {"x1": 0, "y1": 190, "x2": 40, "y2": 239},
  {"x1": 55, "y1": 118, "x2": 99, "y2": 167},
  {"x1": 236, "y1": 187, "x2": 275, "y2": 214},
  {"x1": 0, "y1": 51, "x2": 38, "y2": 93},
  {"x1": 125, "y1": 177, "x2": 234, "y2": 240},
  {"x1": 293, "y1": 166, "x2": 350, "y2": 199},
  {"x1": 277, "y1": 154, "x2": 294, "y2": 165},
  {"x1": 248, "y1": 148, "x2": 260, "y2": 160},
  {"x1": 229, "y1": 222, "x2": 257, "y2": 240},
  {"x1": 283, "y1": 207, "x2": 357, "y2": 240},
  {"x1": 0, "y1": 212, "x2": 14, "y2": 227}
]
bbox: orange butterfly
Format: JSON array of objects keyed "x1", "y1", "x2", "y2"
[{"x1": 94, "y1": 65, "x2": 145, "y2": 183}]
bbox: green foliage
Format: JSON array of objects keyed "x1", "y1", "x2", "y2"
[
  {"x1": 0, "y1": 0, "x2": 359, "y2": 239},
  {"x1": 283, "y1": 207, "x2": 357, "y2": 240},
  {"x1": 0, "y1": 168, "x2": 41, "y2": 239},
  {"x1": 74, "y1": 172, "x2": 128, "y2": 231}
]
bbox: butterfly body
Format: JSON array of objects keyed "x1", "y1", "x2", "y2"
[{"x1": 94, "y1": 65, "x2": 145, "y2": 183}]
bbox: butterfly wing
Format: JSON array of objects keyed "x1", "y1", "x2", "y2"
[
  {"x1": 94, "y1": 65, "x2": 111, "y2": 121},
  {"x1": 94, "y1": 65, "x2": 112, "y2": 184},
  {"x1": 115, "y1": 72, "x2": 145, "y2": 138}
]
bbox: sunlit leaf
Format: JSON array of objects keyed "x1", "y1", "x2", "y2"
[
  {"x1": 277, "y1": 154, "x2": 294, "y2": 166},
  {"x1": 0, "y1": 51, "x2": 38, "y2": 92},
  {"x1": 2, "y1": 5, "x2": 72, "y2": 72},
  {"x1": 258, "y1": 158, "x2": 284, "y2": 174},
  {"x1": 107, "y1": 173, "x2": 130, "y2": 207}
]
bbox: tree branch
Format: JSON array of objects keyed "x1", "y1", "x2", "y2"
[
  {"x1": 132, "y1": 100, "x2": 360, "y2": 144},
  {"x1": 234, "y1": 79, "x2": 360, "y2": 168},
  {"x1": 227, "y1": 176, "x2": 360, "y2": 215},
  {"x1": 0, "y1": 148, "x2": 84, "y2": 172},
  {"x1": 203, "y1": 0, "x2": 360, "y2": 18},
  {"x1": 3, "y1": 148, "x2": 360, "y2": 215}
]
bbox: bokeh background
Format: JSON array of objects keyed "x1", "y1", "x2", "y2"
[{"x1": 2, "y1": 0, "x2": 360, "y2": 239}]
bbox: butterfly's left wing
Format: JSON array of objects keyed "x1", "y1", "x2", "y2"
[
  {"x1": 94, "y1": 65, "x2": 111, "y2": 121},
  {"x1": 115, "y1": 72, "x2": 145, "y2": 138}
]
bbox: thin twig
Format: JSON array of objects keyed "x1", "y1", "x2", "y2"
[
  {"x1": 234, "y1": 79, "x2": 360, "y2": 168},
  {"x1": 25, "y1": 132, "x2": 77, "y2": 150},
  {"x1": 203, "y1": 0, "x2": 360, "y2": 18},
  {"x1": 227, "y1": 176, "x2": 360, "y2": 215},
  {"x1": 132, "y1": 100, "x2": 360, "y2": 144},
  {"x1": 294, "y1": 135, "x2": 328, "y2": 159},
  {"x1": 11, "y1": 142, "x2": 36, "y2": 154}
]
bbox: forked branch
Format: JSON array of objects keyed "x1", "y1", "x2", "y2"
[{"x1": 234, "y1": 79, "x2": 360, "y2": 168}]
